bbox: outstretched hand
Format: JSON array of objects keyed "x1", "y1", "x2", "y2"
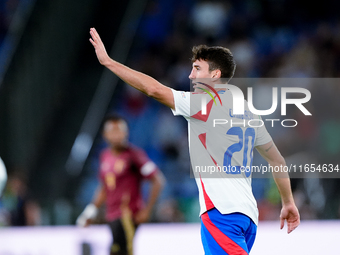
[
  {"x1": 89, "y1": 28, "x2": 110, "y2": 66},
  {"x1": 280, "y1": 203, "x2": 300, "y2": 234}
]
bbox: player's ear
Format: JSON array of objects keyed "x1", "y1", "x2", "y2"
[{"x1": 212, "y1": 69, "x2": 221, "y2": 79}]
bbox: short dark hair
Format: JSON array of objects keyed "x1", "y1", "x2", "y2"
[
  {"x1": 102, "y1": 113, "x2": 128, "y2": 129},
  {"x1": 191, "y1": 45, "x2": 236, "y2": 80}
]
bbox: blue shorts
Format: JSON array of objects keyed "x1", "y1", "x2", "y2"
[{"x1": 201, "y1": 208, "x2": 257, "y2": 255}]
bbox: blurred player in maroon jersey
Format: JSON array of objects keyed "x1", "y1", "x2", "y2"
[{"x1": 77, "y1": 114, "x2": 165, "y2": 255}]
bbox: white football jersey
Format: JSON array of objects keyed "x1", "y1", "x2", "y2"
[{"x1": 171, "y1": 89, "x2": 272, "y2": 225}]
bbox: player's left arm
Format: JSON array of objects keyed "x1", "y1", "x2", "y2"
[
  {"x1": 135, "y1": 170, "x2": 165, "y2": 224},
  {"x1": 256, "y1": 141, "x2": 300, "y2": 234},
  {"x1": 89, "y1": 28, "x2": 175, "y2": 109}
]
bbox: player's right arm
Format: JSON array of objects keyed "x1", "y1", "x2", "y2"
[
  {"x1": 76, "y1": 184, "x2": 106, "y2": 227},
  {"x1": 256, "y1": 141, "x2": 300, "y2": 234},
  {"x1": 89, "y1": 28, "x2": 175, "y2": 109}
]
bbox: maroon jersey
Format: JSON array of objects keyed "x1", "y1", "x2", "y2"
[{"x1": 99, "y1": 144, "x2": 158, "y2": 221}]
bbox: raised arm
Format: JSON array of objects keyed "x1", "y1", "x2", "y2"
[
  {"x1": 256, "y1": 141, "x2": 300, "y2": 233},
  {"x1": 89, "y1": 28, "x2": 175, "y2": 109}
]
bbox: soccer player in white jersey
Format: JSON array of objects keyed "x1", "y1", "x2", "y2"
[{"x1": 89, "y1": 28, "x2": 300, "y2": 255}]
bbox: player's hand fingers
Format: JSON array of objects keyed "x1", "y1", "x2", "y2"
[
  {"x1": 89, "y1": 38, "x2": 96, "y2": 46},
  {"x1": 89, "y1": 29, "x2": 98, "y2": 42},
  {"x1": 280, "y1": 217, "x2": 285, "y2": 230},
  {"x1": 90, "y1": 28, "x2": 101, "y2": 43},
  {"x1": 287, "y1": 225, "x2": 293, "y2": 234},
  {"x1": 89, "y1": 30, "x2": 96, "y2": 45},
  {"x1": 90, "y1": 30, "x2": 98, "y2": 42},
  {"x1": 287, "y1": 223, "x2": 296, "y2": 233},
  {"x1": 287, "y1": 218, "x2": 299, "y2": 234}
]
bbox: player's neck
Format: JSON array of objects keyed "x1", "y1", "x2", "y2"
[{"x1": 110, "y1": 143, "x2": 128, "y2": 155}]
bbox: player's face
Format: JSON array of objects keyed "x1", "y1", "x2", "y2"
[
  {"x1": 189, "y1": 60, "x2": 220, "y2": 92},
  {"x1": 103, "y1": 120, "x2": 128, "y2": 149},
  {"x1": 189, "y1": 60, "x2": 212, "y2": 80}
]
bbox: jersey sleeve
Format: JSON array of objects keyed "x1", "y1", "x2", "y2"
[
  {"x1": 254, "y1": 122, "x2": 272, "y2": 146},
  {"x1": 132, "y1": 147, "x2": 159, "y2": 178},
  {"x1": 171, "y1": 89, "x2": 191, "y2": 118}
]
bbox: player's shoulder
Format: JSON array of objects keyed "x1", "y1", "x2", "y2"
[
  {"x1": 125, "y1": 144, "x2": 150, "y2": 164},
  {"x1": 172, "y1": 89, "x2": 191, "y2": 98},
  {"x1": 126, "y1": 143, "x2": 147, "y2": 155},
  {"x1": 218, "y1": 89, "x2": 233, "y2": 100}
]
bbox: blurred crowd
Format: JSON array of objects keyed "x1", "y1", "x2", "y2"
[{"x1": 0, "y1": 172, "x2": 41, "y2": 226}]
